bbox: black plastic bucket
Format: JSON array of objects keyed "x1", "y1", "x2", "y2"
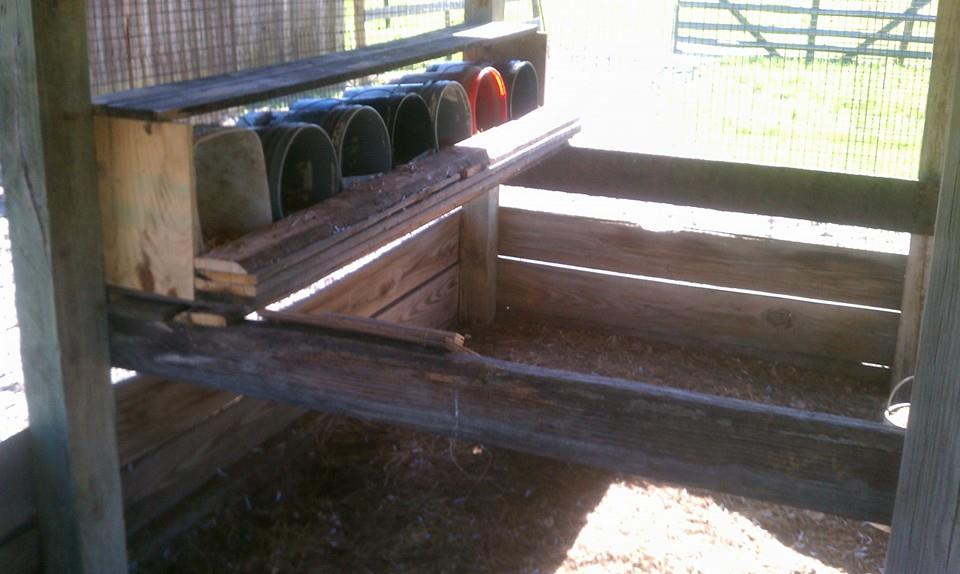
[
  {"x1": 400, "y1": 63, "x2": 508, "y2": 133},
  {"x1": 343, "y1": 88, "x2": 437, "y2": 165},
  {"x1": 253, "y1": 123, "x2": 340, "y2": 220},
  {"x1": 386, "y1": 81, "x2": 473, "y2": 147},
  {"x1": 495, "y1": 60, "x2": 540, "y2": 119},
  {"x1": 286, "y1": 98, "x2": 393, "y2": 177}
]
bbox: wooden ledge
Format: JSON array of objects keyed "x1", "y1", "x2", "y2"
[
  {"x1": 194, "y1": 107, "x2": 580, "y2": 307},
  {"x1": 93, "y1": 21, "x2": 540, "y2": 120}
]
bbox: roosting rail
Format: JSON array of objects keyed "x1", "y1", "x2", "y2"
[
  {"x1": 107, "y1": 297, "x2": 903, "y2": 525},
  {"x1": 93, "y1": 21, "x2": 540, "y2": 121}
]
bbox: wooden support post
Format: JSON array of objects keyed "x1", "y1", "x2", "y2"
[
  {"x1": 466, "y1": 0, "x2": 505, "y2": 24},
  {"x1": 891, "y1": 0, "x2": 959, "y2": 387},
  {"x1": 886, "y1": 31, "x2": 960, "y2": 572},
  {"x1": 459, "y1": 187, "x2": 500, "y2": 328},
  {"x1": 0, "y1": 0, "x2": 128, "y2": 571}
]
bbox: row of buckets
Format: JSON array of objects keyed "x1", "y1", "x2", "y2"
[{"x1": 195, "y1": 60, "x2": 540, "y2": 245}]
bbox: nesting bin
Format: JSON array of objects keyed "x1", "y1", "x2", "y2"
[
  {"x1": 193, "y1": 127, "x2": 274, "y2": 245},
  {"x1": 385, "y1": 80, "x2": 473, "y2": 147},
  {"x1": 286, "y1": 98, "x2": 393, "y2": 177},
  {"x1": 252, "y1": 123, "x2": 341, "y2": 220},
  {"x1": 494, "y1": 60, "x2": 540, "y2": 119},
  {"x1": 400, "y1": 63, "x2": 509, "y2": 133},
  {"x1": 343, "y1": 88, "x2": 438, "y2": 165}
]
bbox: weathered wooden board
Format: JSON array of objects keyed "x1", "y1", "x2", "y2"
[
  {"x1": 95, "y1": 117, "x2": 197, "y2": 299},
  {"x1": 1, "y1": 0, "x2": 128, "y2": 569},
  {"x1": 459, "y1": 188, "x2": 500, "y2": 327},
  {"x1": 499, "y1": 208, "x2": 907, "y2": 309},
  {"x1": 108, "y1": 314, "x2": 904, "y2": 524},
  {"x1": 376, "y1": 265, "x2": 460, "y2": 330},
  {"x1": 508, "y1": 145, "x2": 938, "y2": 234},
  {"x1": 289, "y1": 212, "x2": 461, "y2": 317},
  {"x1": 498, "y1": 259, "x2": 899, "y2": 371},
  {"x1": 94, "y1": 21, "x2": 538, "y2": 120},
  {"x1": 890, "y1": 0, "x2": 959, "y2": 388},
  {"x1": 261, "y1": 310, "x2": 466, "y2": 353},
  {"x1": 887, "y1": 9, "x2": 960, "y2": 568}
]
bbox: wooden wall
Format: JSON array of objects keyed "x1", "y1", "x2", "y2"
[
  {"x1": 497, "y1": 202, "x2": 906, "y2": 380},
  {"x1": 0, "y1": 212, "x2": 462, "y2": 572}
]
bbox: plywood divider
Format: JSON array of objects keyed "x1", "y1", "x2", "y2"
[{"x1": 94, "y1": 117, "x2": 197, "y2": 299}]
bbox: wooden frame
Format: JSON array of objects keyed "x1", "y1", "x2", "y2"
[{"x1": 6, "y1": 0, "x2": 960, "y2": 570}]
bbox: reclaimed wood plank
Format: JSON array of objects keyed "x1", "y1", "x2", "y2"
[
  {"x1": 508, "y1": 146, "x2": 938, "y2": 234},
  {"x1": 499, "y1": 208, "x2": 907, "y2": 309},
  {"x1": 108, "y1": 313, "x2": 904, "y2": 524},
  {"x1": 0, "y1": 0, "x2": 128, "y2": 569},
  {"x1": 498, "y1": 258, "x2": 899, "y2": 371},
  {"x1": 93, "y1": 21, "x2": 538, "y2": 120}
]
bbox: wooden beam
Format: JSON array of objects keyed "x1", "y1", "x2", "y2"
[
  {"x1": 459, "y1": 187, "x2": 500, "y2": 327},
  {"x1": 499, "y1": 207, "x2": 907, "y2": 309},
  {"x1": 887, "y1": 11, "x2": 960, "y2": 569},
  {"x1": 0, "y1": 0, "x2": 128, "y2": 570},
  {"x1": 509, "y1": 145, "x2": 938, "y2": 234},
  {"x1": 891, "y1": 0, "x2": 960, "y2": 386},
  {"x1": 93, "y1": 21, "x2": 537, "y2": 120},
  {"x1": 108, "y1": 311, "x2": 904, "y2": 524}
]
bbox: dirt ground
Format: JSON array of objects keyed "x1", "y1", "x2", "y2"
[{"x1": 136, "y1": 314, "x2": 890, "y2": 574}]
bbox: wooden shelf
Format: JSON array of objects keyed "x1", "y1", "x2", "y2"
[
  {"x1": 194, "y1": 106, "x2": 580, "y2": 307},
  {"x1": 93, "y1": 21, "x2": 540, "y2": 121}
]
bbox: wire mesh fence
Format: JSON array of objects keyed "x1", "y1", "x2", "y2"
[
  {"x1": 542, "y1": 0, "x2": 935, "y2": 179},
  {"x1": 81, "y1": 0, "x2": 935, "y2": 179}
]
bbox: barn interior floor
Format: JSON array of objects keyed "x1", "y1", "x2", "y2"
[
  {"x1": 468, "y1": 311, "x2": 890, "y2": 421},
  {"x1": 135, "y1": 315, "x2": 891, "y2": 574}
]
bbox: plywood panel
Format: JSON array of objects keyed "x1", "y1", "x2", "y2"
[{"x1": 95, "y1": 117, "x2": 197, "y2": 299}]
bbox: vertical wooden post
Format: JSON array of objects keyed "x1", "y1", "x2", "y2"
[
  {"x1": 466, "y1": 0, "x2": 505, "y2": 24},
  {"x1": 459, "y1": 187, "x2": 500, "y2": 328},
  {"x1": 891, "y1": 0, "x2": 959, "y2": 387},
  {"x1": 886, "y1": 43, "x2": 960, "y2": 571},
  {"x1": 0, "y1": 0, "x2": 128, "y2": 572},
  {"x1": 353, "y1": 0, "x2": 367, "y2": 49},
  {"x1": 805, "y1": 0, "x2": 820, "y2": 64}
]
